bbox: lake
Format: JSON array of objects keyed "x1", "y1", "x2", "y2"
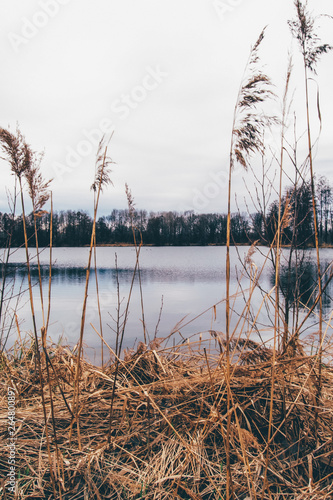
[{"x1": 1, "y1": 246, "x2": 332, "y2": 363}]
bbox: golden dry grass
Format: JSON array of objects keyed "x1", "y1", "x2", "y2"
[{"x1": 1, "y1": 336, "x2": 333, "y2": 499}]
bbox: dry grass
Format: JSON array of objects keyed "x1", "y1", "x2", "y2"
[{"x1": 1, "y1": 336, "x2": 333, "y2": 499}]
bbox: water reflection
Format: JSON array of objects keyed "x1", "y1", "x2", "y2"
[
  {"x1": 272, "y1": 257, "x2": 333, "y2": 315},
  {"x1": 4, "y1": 264, "x2": 225, "y2": 285}
]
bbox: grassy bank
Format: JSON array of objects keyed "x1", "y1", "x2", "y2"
[{"x1": 1, "y1": 336, "x2": 333, "y2": 499}]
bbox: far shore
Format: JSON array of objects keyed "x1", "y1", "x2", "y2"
[
  {"x1": 82, "y1": 242, "x2": 333, "y2": 248},
  {"x1": 2, "y1": 243, "x2": 333, "y2": 250}
]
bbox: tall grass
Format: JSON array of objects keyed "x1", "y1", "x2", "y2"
[
  {"x1": 71, "y1": 135, "x2": 113, "y2": 447},
  {"x1": 289, "y1": 0, "x2": 332, "y2": 411},
  {"x1": 0, "y1": 128, "x2": 60, "y2": 496},
  {"x1": 226, "y1": 27, "x2": 275, "y2": 498},
  {"x1": 0, "y1": 177, "x2": 18, "y2": 351}
]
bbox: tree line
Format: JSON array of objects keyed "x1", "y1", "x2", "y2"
[{"x1": 0, "y1": 177, "x2": 332, "y2": 248}]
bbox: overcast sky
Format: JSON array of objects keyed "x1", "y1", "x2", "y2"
[{"x1": 0, "y1": 0, "x2": 332, "y2": 216}]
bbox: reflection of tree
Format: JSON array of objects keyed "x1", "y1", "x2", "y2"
[
  {"x1": 271, "y1": 257, "x2": 332, "y2": 318},
  {"x1": 3, "y1": 264, "x2": 225, "y2": 286}
]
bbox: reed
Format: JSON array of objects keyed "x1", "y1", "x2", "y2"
[
  {"x1": 107, "y1": 185, "x2": 148, "y2": 444},
  {"x1": 226, "y1": 27, "x2": 276, "y2": 499},
  {"x1": 0, "y1": 178, "x2": 18, "y2": 352},
  {"x1": 0, "y1": 127, "x2": 59, "y2": 497},
  {"x1": 288, "y1": 0, "x2": 332, "y2": 418},
  {"x1": 71, "y1": 135, "x2": 114, "y2": 447}
]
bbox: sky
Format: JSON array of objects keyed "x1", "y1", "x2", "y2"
[{"x1": 0, "y1": 0, "x2": 332, "y2": 216}]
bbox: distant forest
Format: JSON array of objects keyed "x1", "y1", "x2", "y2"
[{"x1": 0, "y1": 178, "x2": 332, "y2": 248}]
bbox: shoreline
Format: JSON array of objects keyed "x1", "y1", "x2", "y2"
[
  {"x1": 57, "y1": 242, "x2": 333, "y2": 249},
  {"x1": 2, "y1": 243, "x2": 333, "y2": 249}
]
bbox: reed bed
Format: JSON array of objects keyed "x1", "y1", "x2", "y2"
[{"x1": 1, "y1": 334, "x2": 333, "y2": 499}]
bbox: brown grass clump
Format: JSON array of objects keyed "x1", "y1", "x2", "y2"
[{"x1": 1, "y1": 337, "x2": 333, "y2": 499}]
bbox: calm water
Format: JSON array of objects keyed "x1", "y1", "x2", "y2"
[{"x1": 1, "y1": 246, "x2": 332, "y2": 363}]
